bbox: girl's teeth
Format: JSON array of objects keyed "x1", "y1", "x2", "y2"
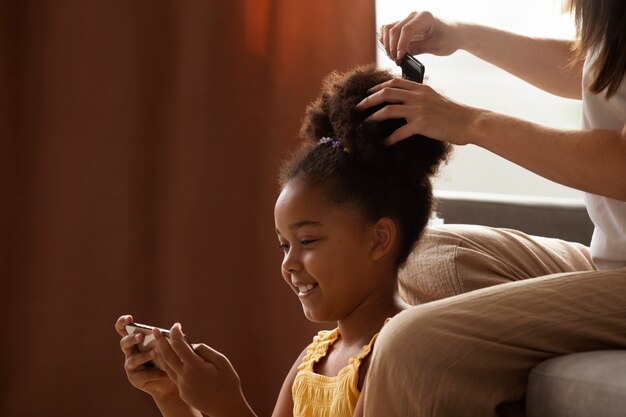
[{"x1": 298, "y1": 284, "x2": 315, "y2": 293}]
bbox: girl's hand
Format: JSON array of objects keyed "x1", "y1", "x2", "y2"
[
  {"x1": 115, "y1": 315, "x2": 180, "y2": 402},
  {"x1": 154, "y1": 323, "x2": 256, "y2": 417},
  {"x1": 356, "y1": 78, "x2": 478, "y2": 146},
  {"x1": 379, "y1": 11, "x2": 461, "y2": 63}
]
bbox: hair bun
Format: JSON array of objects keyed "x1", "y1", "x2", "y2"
[{"x1": 300, "y1": 64, "x2": 451, "y2": 179}]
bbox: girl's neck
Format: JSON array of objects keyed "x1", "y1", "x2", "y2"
[{"x1": 336, "y1": 286, "x2": 409, "y2": 347}]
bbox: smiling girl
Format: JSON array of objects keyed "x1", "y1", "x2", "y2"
[{"x1": 115, "y1": 65, "x2": 450, "y2": 417}]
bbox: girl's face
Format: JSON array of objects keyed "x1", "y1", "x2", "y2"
[{"x1": 274, "y1": 179, "x2": 381, "y2": 323}]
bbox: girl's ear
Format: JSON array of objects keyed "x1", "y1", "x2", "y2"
[{"x1": 370, "y1": 217, "x2": 397, "y2": 261}]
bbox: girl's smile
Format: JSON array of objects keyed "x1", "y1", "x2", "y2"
[{"x1": 292, "y1": 280, "x2": 319, "y2": 297}]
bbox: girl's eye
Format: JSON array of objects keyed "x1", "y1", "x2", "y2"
[{"x1": 277, "y1": 239, "x2": 318, "y2": 252}]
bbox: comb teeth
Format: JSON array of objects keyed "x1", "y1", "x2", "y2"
[{"x1": 376, "y1": 37, "x2": 387, "y2": 55}]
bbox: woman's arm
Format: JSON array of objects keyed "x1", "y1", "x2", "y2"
[
  {"x1": 380, "y1": 12, "x2": 583, "y2": 99},
  {"x1": 456, "y1": 24, "x2": 583, "y2": 99},
  {"x1": 358, "y1": 79, "x2": 626, "y2": 201},
  {"x1": 469, "y1": 109, "x2": 626, "y2": 201}
]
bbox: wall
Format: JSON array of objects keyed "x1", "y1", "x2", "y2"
[
  {"x1": 0, "y1": 1, "x2": 375, "y2": 415},
  {"x1": 376, "y1": 0, "x2": 585, "y2": 200}
]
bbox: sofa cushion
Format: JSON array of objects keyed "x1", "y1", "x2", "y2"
[{"x1": 527, "y1": 350, "x2": 626, "y2": 417}]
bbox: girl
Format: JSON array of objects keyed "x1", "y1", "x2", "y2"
[
  {"x1": 115, "y1": 65, "x2": 450, "y2": 417},
  {"x1": 357, "y1": 0, "x2": 626, "y2": 415}
]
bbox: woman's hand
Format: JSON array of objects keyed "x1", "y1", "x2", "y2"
[
  {"x1": 154, "y1": 323, "x2": 256, "y2": 417},
  {"x1": 379, "y1": 11, "x2": 461, "y2": 63},
  {"x1": 356, "y1": 77, "x2": 479, "y2": 146},
  {"x1": 115, "y1": 315, "x2": 181, "y2": 402}
]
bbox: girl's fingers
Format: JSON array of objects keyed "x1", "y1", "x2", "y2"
[
  {"x1": 115, "y1": 314, "x2": 134, "y2": 337},
  {"x1": 154, "y1": 328, "x2": 183, "y2": 370},
  {"x1": 120, "y1": 332, "x2": 144, "y2": 357},
  {"x1": 130, "y1": 366, "x2": 170, "y2": 383},
  {"x1": 194, "y1": 344, "x2": 231, "y2": 370},
  {"x1": 169, "y1": 323, "x2": 203, "y2": 365},
  {"x1": 155, "y1": 350, "x2": 178, "y2": 380},
  {"x1": 125, "y1": 348, "x2": 158, "y2": 371}
]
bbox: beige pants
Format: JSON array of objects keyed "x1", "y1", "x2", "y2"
[{"x1": 364, "y1": 225, "x2": 626, "y2": 417}]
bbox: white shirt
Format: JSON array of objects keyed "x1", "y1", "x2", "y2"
[{"x1": 582, "y1": 49, "x2": 626, "y2": 270}]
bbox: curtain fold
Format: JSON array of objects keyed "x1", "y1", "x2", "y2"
[{"x1": 1, "y1": 1, "x2": 375, "y2": 415}]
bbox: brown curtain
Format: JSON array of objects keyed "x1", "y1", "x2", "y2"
[{"x1": 0, "y1": 0, "x2": 374, "y2": 416}]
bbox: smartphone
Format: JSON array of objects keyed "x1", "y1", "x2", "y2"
[
  {"x1": 126, "y1": 322, "x2": 192, "y2": 371},
  {"x1": 376, "y1": 36, "x2": 425, "y2": 84}
]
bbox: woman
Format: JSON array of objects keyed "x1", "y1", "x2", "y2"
[{"x1": 356, "y1": 1, "x2": 626, "y2": 415}]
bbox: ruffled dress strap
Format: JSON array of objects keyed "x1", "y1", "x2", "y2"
[
  {"x1": 297, "y1": 328, "x2": 340, "y2": 372},
  {"x1": 348, "y1": 330, "x2": 382, "y2": 369}
]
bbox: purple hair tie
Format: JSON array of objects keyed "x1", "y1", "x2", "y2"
[{"x1": 318, "y1": 137, "x2": 350, "y2": 153}]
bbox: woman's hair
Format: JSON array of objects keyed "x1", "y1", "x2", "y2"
[
  {"x1": 279, "y1": 65, "x2": 451, "y2": 269},
  {"x1": 565, "y1": 0, "x2": 626, "y2": 97}
]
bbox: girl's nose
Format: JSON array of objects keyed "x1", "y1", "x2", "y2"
[{"x1": 282, "y1": 250, "x2": 301, "y2": 273}]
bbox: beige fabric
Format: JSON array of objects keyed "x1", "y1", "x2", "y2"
[
  {"x1": 399, "y1": 225, "x2": 595, "y2": 305},
  {"x1": 365, "y1": 225, "x2": 626, "y2": 417}
]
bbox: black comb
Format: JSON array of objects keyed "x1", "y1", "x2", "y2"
[{"x1": 376, "y1": 36, "x2": 425, "y2": 83}]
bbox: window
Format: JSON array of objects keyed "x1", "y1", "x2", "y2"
[{"x1": 376, "y1": 0, "x2": 583, "y2": 200}]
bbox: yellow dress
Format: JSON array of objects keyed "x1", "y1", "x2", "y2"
[{"x1": 292, "y1": 328, "x2": 381, "y2": 417}]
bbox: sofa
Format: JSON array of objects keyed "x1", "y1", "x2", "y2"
[{"x1": 431, "y1": 191, "x2": 626, "y2": 417}]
